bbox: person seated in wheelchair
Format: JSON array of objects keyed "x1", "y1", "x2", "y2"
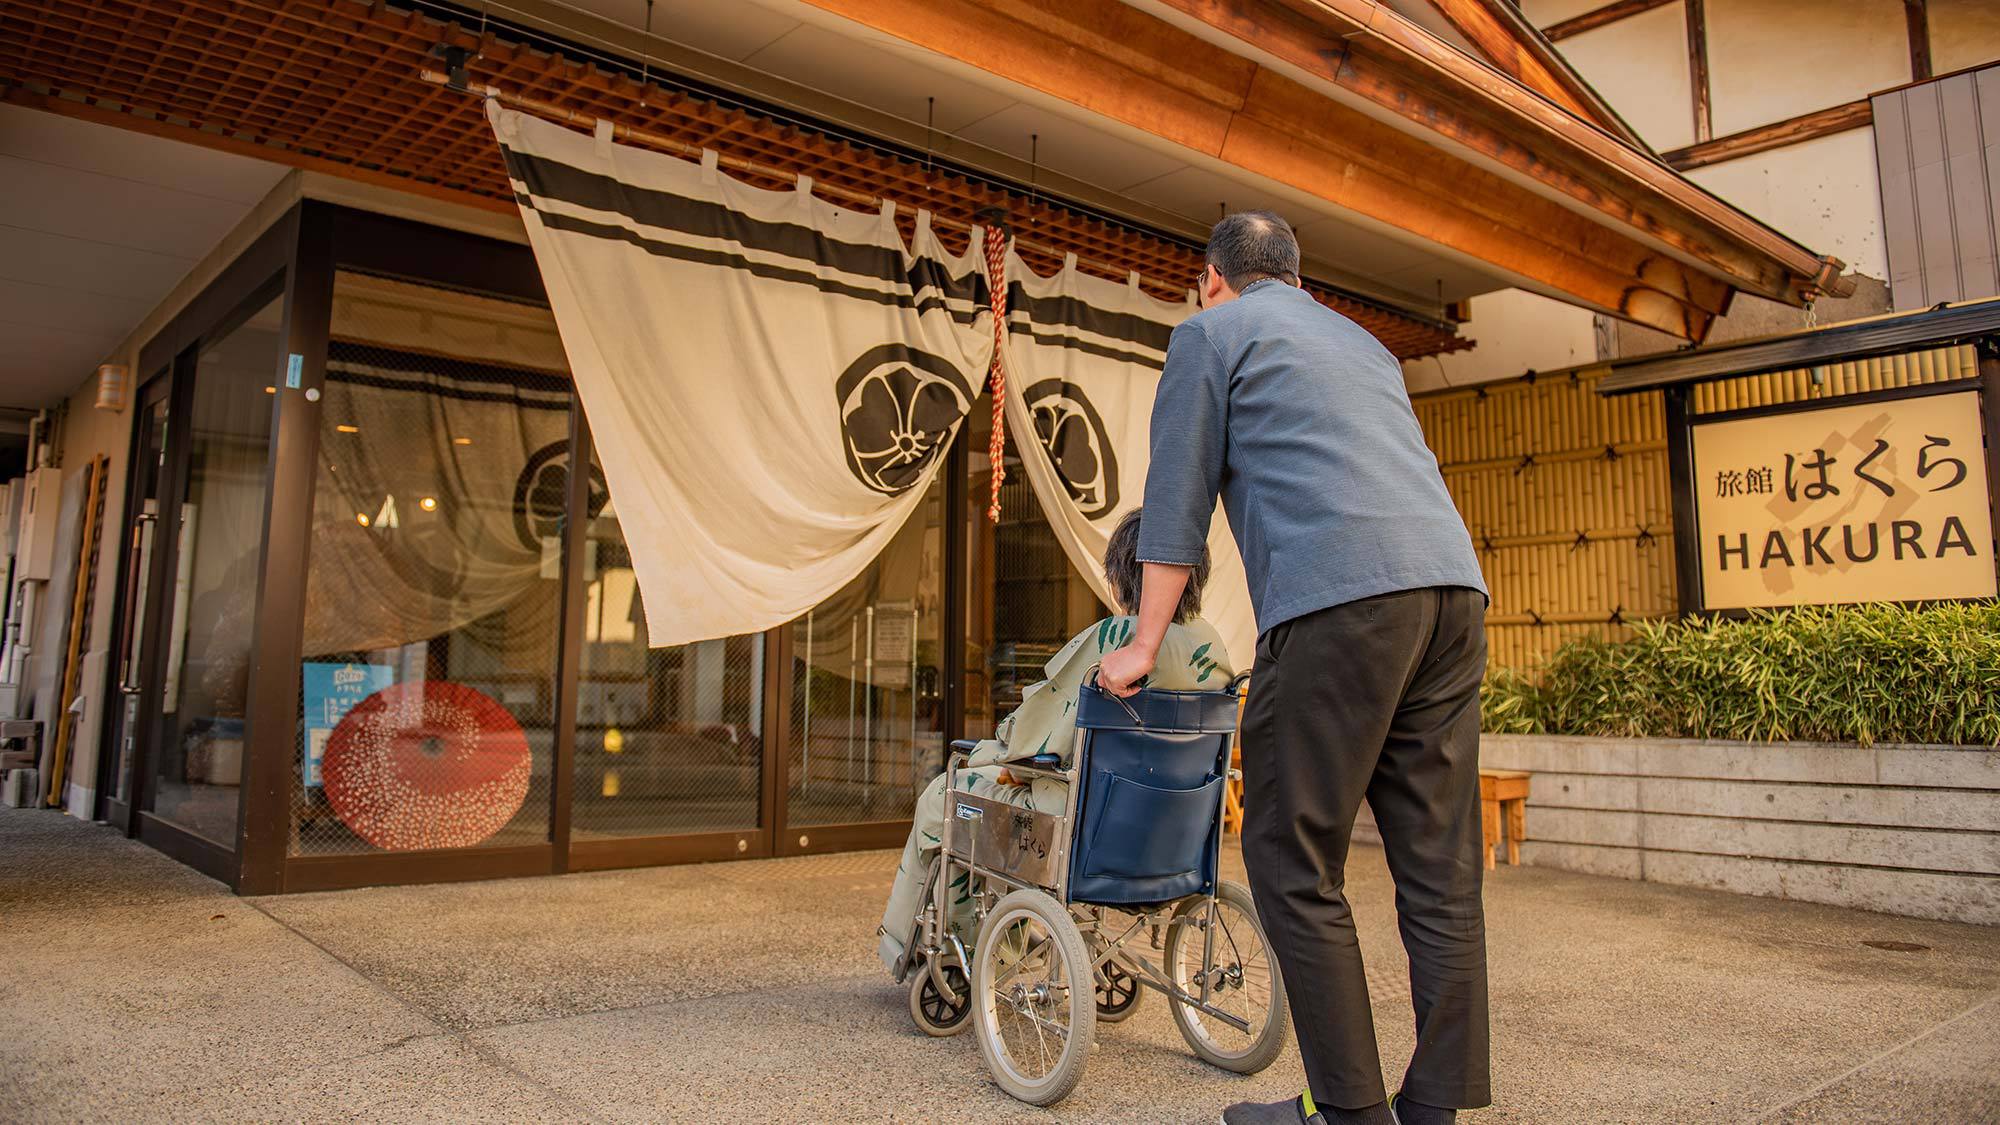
[{"x1": 876, "y1": 506, "x2": 1235, "y2": 975}]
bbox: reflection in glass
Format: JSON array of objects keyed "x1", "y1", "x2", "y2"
[
  {"x1": 570, "y1": 450, "x2": 765, "y2": 839},
  {"x1": 146, "y1": 297, "x2": 281, "y2": 846},
  {"x1": 290, "y1": 273, "x2": 570, "y2": 855},
  {"x1": 786, "y1": 473, "x2": 945, "y2": 827}
]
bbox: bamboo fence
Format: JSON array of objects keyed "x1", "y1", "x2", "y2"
[{"x1": 1412, "y1": 344, "x2": 1981, "y2": 670}]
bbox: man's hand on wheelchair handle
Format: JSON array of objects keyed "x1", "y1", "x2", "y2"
[
  {"x1": 1096, "y1": 643, "x2": 1155, "y2": 698},
  {"x1": 1097, "y1": 561, "x2": 1189, "y2": 697}
]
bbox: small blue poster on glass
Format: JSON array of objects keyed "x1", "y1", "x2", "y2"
[{"x1": 302, "y1": 662, "x2": 395, "y2": 787}]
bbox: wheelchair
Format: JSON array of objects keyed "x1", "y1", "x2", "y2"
[{"x1": 892, "y1": 673, "x2": 1290, "y2": 1106}]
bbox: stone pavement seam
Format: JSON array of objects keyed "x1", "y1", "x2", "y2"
[
  {"x1": 454, "y1": 969, "x2": 890, "y2": 1038},
  {"x1": 243, "y1": 896, "x2": 615, "y2": 1124},
  {"x1": 1749, "y1": 988, "x2": 2000, "y2": 1123}
]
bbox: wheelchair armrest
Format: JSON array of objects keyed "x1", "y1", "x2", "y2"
[
  {"x1": 993, "y1": 760, "x2": 1072, "y2": 783},
  {"x1": 949, "y1": 740, "x2": 981, "y2": 754}
]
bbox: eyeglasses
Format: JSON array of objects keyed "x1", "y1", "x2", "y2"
[{"x1": 1192, "y1": 264, "x2": 1210, "y2": 291}]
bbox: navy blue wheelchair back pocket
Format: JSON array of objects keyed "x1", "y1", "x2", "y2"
[{"x1": 1079, "y1": 770, "x2": 1223, "y2": 882}]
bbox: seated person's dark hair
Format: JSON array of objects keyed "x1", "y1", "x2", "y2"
[{"x1": 1103, "y1": 507, "x2": 1210, "y2": 625}]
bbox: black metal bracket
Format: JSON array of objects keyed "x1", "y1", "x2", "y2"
[{"x1": 431, "y1": 43, "x2": 471, "y2": 92}]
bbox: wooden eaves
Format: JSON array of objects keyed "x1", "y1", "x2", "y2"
[
  {"x1": 1418, "y1": 0, "x2": 1647, "y2": 150},
  {"x1": 791, "y1": 0, "x2": 1856, "y2": 344}
]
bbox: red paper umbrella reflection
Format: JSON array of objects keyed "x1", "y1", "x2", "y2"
[{"x1": 322, "y1": 680, "x2": 531, "y2": 851}]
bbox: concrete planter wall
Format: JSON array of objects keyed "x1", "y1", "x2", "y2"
[
  {"x1": 1357, "y1": 734, "x2": 1999, "y2": 924},
  {"x1": 1489, "y1": 734, "x2": 2000, "y2": 924}
]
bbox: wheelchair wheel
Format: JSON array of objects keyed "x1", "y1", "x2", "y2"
[
  {"x1": 971, "y1": 888, "x2": 1096, "y2": 1106},
  {"x1": 1094, "y1": 957, "x2": 1144, "y2": 1023},
  {"x1": 1163, "y1": 880, "x2": 1290, "y2": 1074},
  {"x1": 908, "y1": 956, "x2": 973, "y2": 1037}
]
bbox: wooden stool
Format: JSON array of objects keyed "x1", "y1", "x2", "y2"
[
  {"x1": 1479, "y1": 768, "x2": 1530, "y2": 869},
  {"x1": 1223, "y1": 682, "x2": 1248, "y2": 835}
]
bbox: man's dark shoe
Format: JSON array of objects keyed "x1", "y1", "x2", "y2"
[{"x1": 1220, "y1": 1094, "x2": 1324, "y2": 1125}]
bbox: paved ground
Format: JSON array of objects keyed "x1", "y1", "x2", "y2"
[{"x1": 2, "y1": 806, "x2": 1996, "y2": 1123}]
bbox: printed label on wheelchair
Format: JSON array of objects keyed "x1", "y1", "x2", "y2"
[{"x1": 944, "y1": 790, "x2": 1065, "y2": 889}]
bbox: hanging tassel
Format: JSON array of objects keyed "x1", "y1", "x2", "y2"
[{"x1": 983, "y1": 222, "x2": 1009, "y2": 523}]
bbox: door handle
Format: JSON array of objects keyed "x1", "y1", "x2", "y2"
[{"x1": 117, "y1": 510, "x2": 157, "y2": 695}]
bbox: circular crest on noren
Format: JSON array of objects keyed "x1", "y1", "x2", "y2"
[
  {"x1": 514, "y1": 440, "x2": 610, "y2": 550},
  {"x1": 1024, "y1": 379, "x2": 1119, "y2": 519},
  {"x1": 836, "y1": 344, "x2": 976, "y2": 496}
]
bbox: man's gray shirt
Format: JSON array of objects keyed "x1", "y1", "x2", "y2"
[{"x1": 1136, "y1": 279, "x2": 1487, "y2": 637}]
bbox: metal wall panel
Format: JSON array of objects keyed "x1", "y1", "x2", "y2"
[{"x1": 1874, "y1": 64, "x2": 2000, "y2": 310}]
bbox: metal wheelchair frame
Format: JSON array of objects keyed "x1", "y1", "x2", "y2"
[{"x1": 913, "y1": 738, "x2": 1258, "y2": 1037}]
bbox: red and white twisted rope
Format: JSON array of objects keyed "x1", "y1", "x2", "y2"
[{"x1": 982, "y1": 223, "x2": 1009, "y2": 523}]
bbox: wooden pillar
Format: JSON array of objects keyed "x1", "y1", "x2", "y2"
[
  {"x1": 1685, "y1": 0, "x2": 1713, "y2": 144},
  {"x1": 1905, "y1": 0, "x2": 1933, "y2": 82}
]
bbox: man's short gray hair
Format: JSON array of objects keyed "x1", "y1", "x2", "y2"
[
  {"x1": 1103, "y1": 508, "x2": 1208, "y2": 624},
  {"x1": 1205, "y1": 210, "x2": 1301, "y2": 290}
]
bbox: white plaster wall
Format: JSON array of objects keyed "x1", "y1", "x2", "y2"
[
  {"x1": 1706, "y1": 0, "x2": 1911, "y2": 136},
  {"x1": 1517, "y1": 0, "x2": 1613, "y2": 26},
  {"x1": 1524, "y1": 1, "x2": 1696, "y2": 152},
  {"x1": 1931, "y1": 0, "x2": 2000, "y2": 76},
  {"x1": 1402, "y1": 288, "x2": 1600, "y2": 393},
  {"x1": 1686, "y1": 127, "x2": 1888, "y2": 280}
]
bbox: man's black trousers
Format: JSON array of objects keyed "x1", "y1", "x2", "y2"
[{"x1": 1239, "y1": 585, "x2": 1491, "y2": 1110}]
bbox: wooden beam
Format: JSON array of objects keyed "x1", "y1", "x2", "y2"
[
  {"x1": 1685, "y1": 0, "x2": 1712, "y2": 144},
  {"x1": 1661, "y1": 100, "x2": 1873, "y2": 171},
  {"x1": 793, "y1": 0, "x2": 1728, "y2": 338},
  {"x1": 1424, "y1": 1, "x2": 1608, "y2": 127},
  {"x1": 1905, "y1": 0, "x2": 1933, "y2": 82},
  {"x1": 1172, "y1": 0, "x2": 1816, "y2": 300},
  {"x1": 1543, "y1": 0, "x2": 1674, "y2": 42},
  {"x1": 1230, "y1": 68, "x2": 1728, "y2": 322},
  {"x1": 1423, "y1": 0, "x2": 1647, "y2": 148}
]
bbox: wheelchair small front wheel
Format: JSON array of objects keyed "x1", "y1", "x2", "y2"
[
  {"x1": 1094, "y1": 957, "x2": 1144, "y2": 1023},
  {"x1": 972, "y1": 888, "x2": 1096, "y2": 1106},
  {"x1": 908, "y1": 955, "x2": 973, "y2": 1037},
  {"x1": 1164, "y1": 880, "x2": 1290, "y2": 1074}
]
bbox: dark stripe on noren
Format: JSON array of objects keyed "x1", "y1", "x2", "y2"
[
  {"x1": 1006, "y1": 283, "x2": 1177, "y2": 353},
  {"x1": 502, "y1": 146, "x2": 990, "y2": 303},
  {"x1": 502, "y1": 146, "x2": 1186, "y2": 353},
  {"x1": 526, "y1": 206, "x2": 987, "y2": 325},
  {"x1": 1006, "y1": 322, "x2": 1166, "y2": 370}
]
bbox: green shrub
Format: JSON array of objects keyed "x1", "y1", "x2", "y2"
[{"x1": 1481, "y1": 602, "x2": 2000, "y2": 746}]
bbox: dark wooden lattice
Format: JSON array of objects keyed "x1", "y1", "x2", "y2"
[{"x1": 0, "y1": 0, "x2": 1469, "y2": 357}]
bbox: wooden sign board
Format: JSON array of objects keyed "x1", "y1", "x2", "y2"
[{"x1": 1689, "y1": 388, "x2": 1996, "y2": 610}]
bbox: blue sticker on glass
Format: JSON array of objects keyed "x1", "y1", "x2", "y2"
[
  {"x1": 285, "y1": 352, "x2": 304, "y2": 388},
  {"x1": 301, "y1": 662, "x2": 394, "y2": 787}
]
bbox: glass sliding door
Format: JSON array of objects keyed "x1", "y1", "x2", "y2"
[
  {"x1": 289, "y1": 272, "x2": 570, "y2": 857},
  {"x1": 783, "y1": 472, "x2": 947, "y2": 844},
  {"x1": 141, "y1": 296, "x2": 283, "y2": 847},
  {"x1": 101, "y1": 373, "x2": 174, "y2": 831},
  {"x1": 568, "y1": 444, "x2": 768, "y2": 859},
  {"x1": 962, "y1": 406, "x2": 1107, "y2": 741}
]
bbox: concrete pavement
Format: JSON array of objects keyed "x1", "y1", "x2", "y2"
[{"x1": 1, "y1": 805, "x2": 1996, "y2": 1123}]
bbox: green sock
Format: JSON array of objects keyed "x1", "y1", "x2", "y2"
[{"x1": 1304, "y1": 1090, "x2": 1395, "y2": 1125}]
